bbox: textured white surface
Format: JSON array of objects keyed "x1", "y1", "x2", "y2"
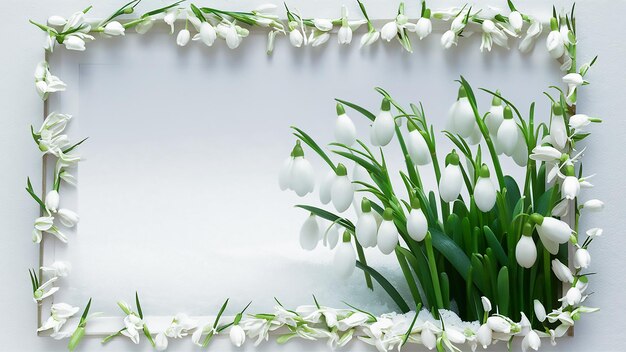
[{"x1": 0, "y1": 0, "x2": 624, "y2": 351}]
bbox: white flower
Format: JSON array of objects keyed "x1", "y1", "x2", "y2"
[
  {"x1": 229, "y1": 324, "x2": 246, "y2": 347},
  {"x1": 406, "y1": 200, "x2": 428, "y2": 242},
  {"x1": 439, "y1": 151, "x2": 462, "y2": 203},
  {"x1": 360, "y1": 29, "x2": 380, "y2": 47},
  {"x1": 582, "y1": 199, "x2": 604, "y2": 211},
  {"x1": 331, "y1": 164, "x2": 354, "y2": 213},
  {"x1": 574, "y1": 248, "x2": 591, "y2": 269},
  {"x1": 193, "y1": 22, "x2": 217, "y2": 46},
  {"x1": 509, "y1": 11, "x2": 524, "y2": 32},
  {"x1": 371, "y1": 99, "x2": 395, "y2": 146},
  {"x1": 334, "y1": 234, "x2": 356, "y2": 278},
  {"x1": 38, "y1": 303, "x2": 79, "y2": 337},
  {"x1": 563, "y1": 287, "x2": 582, "y2": 306},
  {"x1": 299, "y1": 214, "x2": 320, "y2": 251},
  {"x1": 63, "y1": 35, "x2": 86, "y2": 51},
  {"x1": 45, "y1": 190, "x2": 60, "y2": 212},
  {"x1": 325, "y1": 224, "x2": 340, "y2": 249},
  {"x1": 534, "y1": 215, "x2": 573, "y2": 253},
  {"x1": 522, "y1": 330, "x2": 541, "y2": 352},
  {"x1": 486, "y1": 316, "x2": 511, "y2": 334},
  {"x1": 336, "y1": 311, "x2": 369, "y2": 331},
  {"x1": 135, "y1": 18, "x2": 154, "y2": 34},
  {"x1": 309, "y1": 30, "x2": 330, "y2": 47},
  {"x1": 34, "y1": 62, "x2": 66, "y2": 100},
  {"x1": 481, "y1": 20, "x2": 508, "y2": 52},
  {"x1": 406, "y1": 127, "x2": 431, "y2": 165},
  {"x1": 278, "y1": 141, "x2": 315, "y2": 196},
  {"x1": 421, "y1": 322, "x2": 438, "y2": 350},
  {"x1": 563, "y1": 73, "x2": 584, "y2": 98},
  {"x1": 334, "y1": 103, "x2": 356, "y2": 146},
  {"x1": 486, "y1": 95, "x2": 504, "y2": 137},
  {"x1": 356, "y1": 198, "x2": 378, "y2": 248},
  {"x1": 445, "y1": 327, "x2": 466, "y2": 344},
  {"x1": 289, "y1": 28, "x2": 304, "y2": 47},
  {"x1": 551, "y1": 259, "x2": 574, "y2": 283},
  {"x1": 337, "y1": 7, "x2": 353, "y2": 45},
  {"x1": 415, "y1": 15, "x2": 432, "y2": 40},
  {"x1": 449, "y1": 87, "x2": 475, "y2": 138},
  {"x1": 176, "y1": 29, "x2": 190, "y2": 46},
  {"x1": 155, "y1": 332, "x2": 168, "y2": 351},
  {"x1": 41, "y1": 261, "x2": 71, "y2": 277},
  {"x1": 33, "y1": 276, "x2": 59, "y2": 302},
  {"x1": 441, "y1": 30, "x2": 457, "y2": 49},
  {"x1": 586, "y1": 227, "x2": 602, "y2": 238},
  {"x1": 377, "y1": 208, "x2": 399, "y2": 254},
  {"x1": 474, "y1": 165, "x2": 496, "y2": 212},
  {"x1": 546, "y1": 22, "x2": 565, "y2": 58},
  {"x1": 497, "y1": 106, "x2": 519, "y2": 156},
  {"x1": 47, "y1": 15, "x2": 67, "y2": 27},
  {"x1": 35, "y1": 216, "x2": 54, "y2": 231},
  {"x1": 534, "y1": 300, "x2": 546, "y2": 322},
  {"x1": 530, "y1": 146, "x2": 562, "y2": 162},
  {"x1": 57, "y1": 208, "x2": 79, "y2": 227},
  {"x1": 512, "y1": 133, "x2": 529, "y2": 167},
  {"x1": 516, "y1": 235, "x2": 537, "y2": 268},
  {"x1": 313, "y1": 18, "x2": 333, "y2": 32},
  {"x1": 476, "y1": 324, "x2": 492, "y2": 348},
  {"x1": 381, "y1": 21, "x2": 398, "y2": 42},
  {"x1": 103, "y1": 21, "x2": 125, "y2": 36},
  {"x1": 165, "y1": 313, "x2": 197, "y2": 338},
  {"x1": 549, "y1": 104, "x2": 568, "y2": 150},
  {"x1": 561, "y1": 175, "x2": 580, "y2": 200},
  {"x1": 121, "y1": 314, "x2": 144, "y2": 344},
  {"x1": 519, "y1": 17, "x2": 543, "y2": 53},
  {"x1": 481, "y1": 296, "x2": 492, "y2": 313},
  {"x1": 217, "y1": 22, "x2": 244, "y2": 49}
]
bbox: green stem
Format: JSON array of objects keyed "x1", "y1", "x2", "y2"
[
  {"x1": 425, "y1": 232, "x2": 444, "y2": 311},
  {"x1": 355, "y1": 240, "x2": 373, "y2": 290}
]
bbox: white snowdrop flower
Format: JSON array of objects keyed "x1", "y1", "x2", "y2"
[
  {"x1": 217, "y1": 22, "x2": 244, "y2": 49},
  {"x1": 334, "y1": 103, "x2": 356, "y2": 146},
  {"x1": 360, "y1": 29, "x2": 380, "y2": 47},
  {"x1": 486, "y1": 316, "x2": 511, "y2": 334},
  {"x1": 497, "y1": 106, "x2": 519, "y2": 156},
  {"x1": 532, "y1": 214, "x2": 573, "y2": 250},
  {"x1": 439, "y1": 151, "x2": 463, "y2": 203},
  {"x1": 516, "y1": 225, "x2": 537, "y2": 268},
  {"x1": 381, "y1": 21, "x2": 398, "y2": 42},
  {"x1": 47, "y1": 15, "x2": 67, "y2": 27},
  {"x1": 121, "y1": 314, "x2": 144, "y2": 344},
  {"x1": 103, "y1": 21, "x2": 125, "y2": 36},
  {"x1": 533, "y1": 300, "x2": 546, "y2": 322},
  {"x1": 574, "y1": 248, "x2": 591, "y2": 269},
  {"x1": 530, "y1": 146, "x2": 562, "y2": 162},
  {"x1": 486, "y1": 93, "x2": 504, "y2": 137},
  {"x1": 338, "y1": 24, "x2": 352, "y2": 44},
  {"x1": 377, "y1": 208, "x2": 399, "y2": 255},
  {"x1": 481, "y1": 19, "x2": 508, "y2": 52},
  {"x1": 586, "y1": 227, "x2": 602, "y2": 238},
  {"x1": 229, "y1": 324, "x2": 246, "y2": 347},
  {"x1": 155, "y1": 332, "x2": 168, "y2": 351},
  {"x1": 519, "y1": 16, "x2": 543, "y2": 53},
  {"x1": 551, "y1": 259, "x2": 574, "y2": 283},
  {"x1": 406, "y1": 198, "x2": 428, "y2": 242},
  {"x1": 34, "y1": 62, "x2": 66, "y2": 100},
  {"x1": 176, "y1": 29, "x2": 191, "y2": 46},
  {"x1": 415, "y1": 9, "x2": 432, "y2": 40},
  {"x1": 41, "y1": 261, "x2": 71, "y2": 278},
  {"x1": 300, "y1": 213, "x2": 320, "y2": 251},
  {"x1": 441, "y1": 30, "x2": 457, "y2": 49},
  {"x1": 35, "y1": 216, "x2": 54, "y2": 231},
  {"x1": 319, "y1": 170, "x2": 335, "y2": 205},
  {"x1": 63, "y1": 35, "x2": 86, "y2": 51},
  {"x1": 331, "y1": 164, "x2": 354, "y2": 213},
  {"x1": 288, "y1": 24, "x2": 304, "y2": 47},
  {"x1": 445, "y1": 327, "x2": 466, "y2": 344},
  {"x1": 476, "y1": 324, "x2": 492, "y2": 348},
  {"x1": 163, "y1": 8, "x2": 180, "y2": 33},
  {"x1": 582, "y1": 199, "x2": 604, "y2": 211},
  {"x1": 509, "y1": 11, "x2": 523, "y2": 33},
  {"x1": 165, "y1": 314, "x2": 197, "y2": 338},
  {"x1": 372, "y1": 99, "x2": 395, "y2": 146},
  {"x1": 406, "y1": 124, "x2": 431, "y2": 165},
  {"x1": 563, "y1": 73, "x2": 584, "y2": 100},
  {"x1": 546, "y1": 19, "x2": 565, "y2": 59},
  {"x1": 45, "y1": 190, "x2": 60, "y2": 212},
  {"x1": 474, "y1": 164, "x2": 496, "y2": 212},
  {"x1": 313, "y1": 18, "x2": 333, "y2": 32},
  {"x1": 278, "y1": 141, "x2": 315, "y2": 196},
  {"x1": 309, "y1": 30, "x2": 330, "y2": 47},
  {"x1": 512, "y1": 133, "x2": 529, "y2": 167},
  {"x1": 57, "y1": 208, "x2": 79, "y2": 227},
  {"x1": 522, "y1": 330, "x2": 541, "y2": 352},
  {"x1": 561, "y1": 176, "x2": 580, "y2": 200},
  {"x1": 449, "y1": 86, "x2": 475, "y2": 138},
  {"x1": 192, "y1": 22, "x2": 217, "y2": 47},
  {"x1": 334, "y1": 231, "x2": 356, "y2": 278},
  {"x1": 356, "y1": 198, "x2": 378, "y2": 248},
  {"x1": 33, "y1": 276, "x2": 59, "y2": 302},
  {"x1": 481, "y1": 296, "x2": 492, "y2": 313},
  {"x1": 421, "y1": 322, "x2": 437, "y2": 350},
  {"x1": 564, "y1": 287, "x2": 582, "y2": 306},
  {"x1": 325, "y1": 224, "x2": 339, "y2": 249}
]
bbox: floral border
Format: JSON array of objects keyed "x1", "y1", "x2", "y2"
[{"x1": 27, "y1": 1, "x2": 601, "y2": 351}]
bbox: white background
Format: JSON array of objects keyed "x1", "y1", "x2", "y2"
[{"x1": 1, "y1": 0, "x2": 625, "y2": 351}]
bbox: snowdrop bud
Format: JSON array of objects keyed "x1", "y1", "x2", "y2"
[
  {"x1": 313, "y1": 18, "x2": 333, "y2": 31},
  {"x1": 63, "y1": 35, "x2": 86, "y2": 51},
  {"x1": 522, "y1": 330, "x2": 541, "y2": 351},
  {"x1": 439, "y1": 151, "x2": 463, "y2": 203},
  {"x1": 381, "y1": 21, "x2": 397, "y2": 42},
  {"x1": 406, "y1": 124, "x2": 431, "y2": 165},
  {"x1": 446, "y1": 328, "x2": 466, "y2": 344},
  {"x1": 45, "y1": 190, "x2": 60, "y2": 212},
  {"x1": 360, "y1": 30, "x2": 380, "y2": 47},
  {"x1": 561, "y1": 169, "x2": 580, "y2": 200},
  {"x1": 331, "y1": 164, "x2": 354, "y2": 213},
  {"x1": 155, "y1": 332, "x2": 168, "y2": 351},
  {"x1": 516, "y1": 224, "x2": 537, "y2": 268},
  {"x1": 582, "y1": 199, "x2": 604, "y2": 211},
  {"x1": 415, "y1": 11, "x2": 432, "y2": 40},
  {"x1": 335, "y1": 231, "x2": 356, "y2": 278},
  {"x1": 177, "y1": 29, "x2": 191, "y2": 46},
  {"x1": 356, "y1": 198, "x2": 378, "y2": 247},
  {"x1": 497, "y1": 106, "x2": 519, "y2": 156},
  {"x1": 319, "y1": 170, "x2": 335, "y2": 205},
  {"x1": 551, "y1": 259, "x2": 574, "y2": 283},
  {"x1": 569, "y1": 114, "x2": 596, "y2": 130},
  {"x1": 326, "y1": 224, "x2": 339, "y2": 249},
  {"x1": 225, "y1": 25, "x2": 242, "y2": 49},
  {"x1": 48, "y1": 15, "x2": 67, "y2": 27},
  {"x1": 546, "y1": 19, "x2": 565, "y2": 59},
  {"x1": 476, "y1": 324, "x2": 492, "y2": 349},
  {"x1": 406, "y1": 198, "x2": 428, "y2": 241},
  {"x1": 509, "y1": 11, "x2": 524, "y2": 32},
  {"x1": 57, "y1": 208, "x2": 79, "y2": 227},
  {"x1": 532, "y1": 214, "x2": 572, "y2": 244},
  {"x1": 441, "y1": 30, "x2": 457, "y2": 49},
  {"x1": 289, "y1": 29, "x2": 304, "y2": 47},
  {"x1": 421, "y1": 325, "x2": 437, "y2": 350},
  {"x1": 485, "y1": 93, "x2": 504, "y2": 136},
  {"x1": 474, "y1": 164, "x2": 496, "y2": 212},
  {"x1": 377, "y1": 208, "x2": 399, "y2": 254},
  {"x1": 229, "y1": 325, "x2": 246, "y2": 347},
  {"x1": 481, "y1": 296, "x2": 492, "y2": 313},
  {"x1": 574, "y1": 248, "x2": 591, "y2": 269},
  {"x1": 300, "y1": 214, "x2": 320, "y2": 250},
  {"x1": 334, "y1": 103, "x2": 357, "y2": 146},
  {"x1": 486, "y1": 316, "x2": 511, "y2": 334},
  {"x1": 104, "y1": 21, "x2": 125, "y2": 36},
  {"x1": 564, "y1": 287, "x2": 582, "y2": 306},
  {"x1": 533, "y1": 300, "x2": 546, "y2": 322},
  {"x1": 450, "y1": 86, "x2": 475, "y2": 138},
  {"x1": 289, "y1": 142, "x2": 315, "y2": 196},
  {"x1": 372, "y1": 99, "x2": 395, "y2": 146}
]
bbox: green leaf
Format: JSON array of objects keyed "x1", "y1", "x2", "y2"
[
  {"x1": 335, "y1": 98, "x2": 376, "y2": 122},
  {"x1": 355, "y1": 261, "x2": 410, "y2": 313},
  {"x1": 497, "y1": 266, "x2": 510, "y2": 316},
  {"x1": 396, "y1": 248, "x2": 422, "y2": 308},
  {"x1": 483, "y1": 227, "x2": 507, "y2": 266},
  {"x1": 504, "y1": 176, "x2": 522, "y2": 214},
  {"x1": 294, "y1": 205, "x2": 355, "y2": 232},
  {"x1": 429, "y1": 227, "x2": 472, "y2": 283},
  {"x1": 291, "y1": 127, "x2": 336, "y2": 172},
  {"x1": 135, "y1": 292, "x2": 143, "y2": 319}
]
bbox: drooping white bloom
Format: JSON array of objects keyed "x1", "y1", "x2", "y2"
[
  {"x1": 33, "y1": 276, "x2": 59, "y2": 302},
  {"x1": 360, "y1": 29, "x2": 380, "y2": 47},
  {"x1": 522, "y1": 330, "x2": 541, "y2": 352},
  {"x1": 406, "y1": 125, "x2": 431, "y2": 165},
  {"x1": 530, "y1": 146, "x2": 562, "y2": 162},
  {"x1": 415, "y1": 10, "x2": 432, "y2": 40},
  {"x1": 546, "y1": 19, "x2": 565, "y2": 59},
  {"x1": 497, "y1": 106, "x2": 519, "y2": 156},
  {"x1": 57, "y1": 208, "x2": 79, "y2": 227},
  {"x1": 509, "y1": 11, "x2": 524, "y2": 33},
  {"x1": 476, "y1": 324, "x2": 492, "y2": 348},
  {"x1": 564, "y1": 287, "x2": 582, "y2": 306},
  {"x1": 313, "y1": 18, "x2": 333, "y2": 32},
  {"x1": 45, "y1": 190, "x2": 60, "y2": 212},
  {"x1": 371, "y1": 99, "x2": 395, "y2": 146},
  {"x1": 338, "y1": 26, "x2": 352, "y2": 45},
  {"x1": 155, "y1": 332, "x2": 168, "y2": 351},
  {"x1": 421, "y1": 322, "x2": 438, "y2": 350},
  {"x1": 574, "y1": 248, "x2": 591, "y2": 269},
  {"x1": 449, "y1": 86, "x2": 475, "y2": 138},
  {"x1": 121, "y1": 314, "x2": 144, "y2": 344},
  {"x1": 356, "y1": 198, "x2": 378, "y2": 248},
  {"x1": 335, "y1": 233, "x2": 356, "y2": 278},
  {"x1": 481, "y1": 20, "x2": 509, "y2": 52},
  {"x1": 34, "y1": 62, "x2": 66, "y2": 100},
  {"x1": 229, "y1": 324, "x2": 246, "y2": 347},
  {"x1": 534, "y1": 300, "x2": 546, "y2": 322},
  {"x1": 512, "y1": 133, "x2": 529, "y2": 167},
  {"x1": 551, "y1": 259, "x2": 574, "y2": 283},
  {"x1": 216, "y1": 22, "x2": 246, "y2": 49},
  {"x1": 533, "y1": 214, "x2": 573, "y2": 250},
  {"x1": 325, "y1": 224, "x2": 339, "y2": 249},
  {"x1": 103, "y1": 21, "x2": 125, "y2": 36},
  {"x1": 441, "y1": 30, "x2": 457, "y2": 49},
  {"x1": 486, "y1": 94, "x2": 504, "y2": 137},
  {"x1": 334, "y1": 103, "x2": 356, "y2": 146},
  {"x1": 176, "y1": 29, "x2": 191, "y2": 46},
  {"x1": 482, "y1": 296, "x2": 492, "y2": 313},
  {"x1": 47, "y1": 15, "x2": 67, "y2": 27},
  {"x1": 37, "y1": 302, "x2": 80, "y2": 338},
  {"x1": 381, "y1": 21, "x2": 398, "y2": 42},
  {"x1": 563, "y1": 73, "x2": 584, "y2": 100},
  {"x1": 474, "y1": 164, "x2": 496, "y2": 212},
  {"x1": 561, "y1": 175, "x2": 580, "y2": 200},
  {"x1": 41, "y1": 261, "x2": 71, "y2": 278},
  {"x1": 331, "y1": 164, "x2": 354, "y2": 213},
  {"x1": 486, "y1": 316, "x2": 511, "y2": 334},
  {"x1": 63, "y1": 35, "x2": 87, "y2": 51},
  {"x1": 516, "y1": 234, "x2": 537, "y2": 268},
  {"x1": 300, "y1": 214, "x2": 320, "y2": 251},
  {"x1": 278, "y1": 141, "x2": 315, "y2": 196},
  {"x1": 289, "y1": 26, "x2": 304, "y2": 47},
  {"x1": 582, "y1": 199, "x2": 604, "y2": 211},
  {"x1": 319, "y1": 170, "x2": 335, "y2": 205},
  {"x1": 519, "y1": 17, "x2": 543, "y2": 53},
  {"x1": 377, "y1": 208, "x2": 399, "y2": 254},
  {"x1": 406, "y1": 199, "x2": 428, "y2": 242},
  {"x1": 192, "y1": 22, "x2": 217, "y2": 47},
  {"x1": 309, "y1": 30, "x2": 330, "y2": 47},
  {"x1": 439, "y1": 151, "x2": 463, "y2": 203}
]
